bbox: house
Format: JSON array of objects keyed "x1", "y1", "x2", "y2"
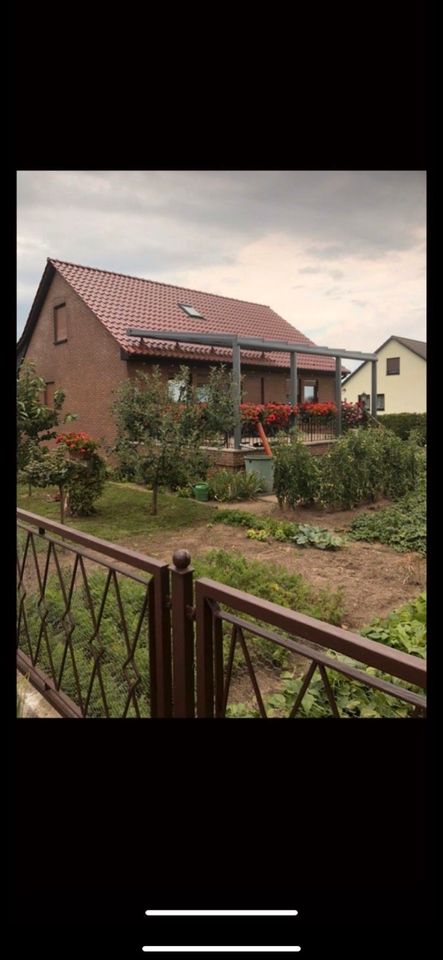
[
  {"x1": 17, "y1": 258, "x2": 346, "y2": 447},
  {"x1": 341, "y1": 336, "x2": 426, "y2": 414}
]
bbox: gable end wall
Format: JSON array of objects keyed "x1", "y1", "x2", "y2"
[{"x1": 22, "y1": 272, "x2": 128, "y2": 447}]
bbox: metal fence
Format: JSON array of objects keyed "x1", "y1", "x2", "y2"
[
  {"x1": 17, "y1": 509, "x2": 426, "y2": 718},
  {"x1": 195, "y1": 579, "x2": 426, "y2": 718}
]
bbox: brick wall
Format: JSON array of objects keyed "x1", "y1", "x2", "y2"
[
  {"x1": 22, "y1": 270, "x2": 338, "y2": 454},
  {"x1": 23, "y1": 273, "x2": 128, "y2": 450},
  {"x1": 127, "y1": 358, "x2": 336, "y2": 404}
]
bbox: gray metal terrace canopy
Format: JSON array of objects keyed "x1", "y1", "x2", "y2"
[{"x1": 126, "y1": 328, "x2": 378, "y2": 448}]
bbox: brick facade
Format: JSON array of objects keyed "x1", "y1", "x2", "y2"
[
  {"x1": 23, "y1": 272, "x2": 337, "y2": 453},
  {"x1": 23, "y1": 273, "x2": 130, "y2": 450}
]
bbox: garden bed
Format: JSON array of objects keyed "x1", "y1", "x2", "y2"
[{"x1": 18, "y1": 483, "x2": 426, "y2": 631}]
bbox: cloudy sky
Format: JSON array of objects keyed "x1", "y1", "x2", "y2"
[{"x1": 17, "y1": 170, "x2": 426, "y2": 371}]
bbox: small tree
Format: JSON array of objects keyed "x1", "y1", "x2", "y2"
[
  {"x1": 113, "y1": 365, "x2": 235, "y2": 514},
  {"x1": 22, "y1": 433, "x2": 106, "y2": 523},
  {"x1": 17, "y1": 360, "x2": 77, "y2": 485},
  {"x1": 204, "y1": 364, "x2": 238, "y2": 442},
  {"x1": 21, "y1": 450, "x2": 77, "y2": 523}
]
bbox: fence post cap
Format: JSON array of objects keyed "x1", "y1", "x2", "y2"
[{"x1": 172, "y1": 548, "x2": 191, "y2": 570}]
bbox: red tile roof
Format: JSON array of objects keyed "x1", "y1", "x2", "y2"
[{"x1": 49, "y1": 259, "x2": 338, "y2": 372}]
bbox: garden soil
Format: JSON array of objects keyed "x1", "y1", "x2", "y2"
[{"x1": 125, "y1": 497, "x2": 426, "y2": 632}]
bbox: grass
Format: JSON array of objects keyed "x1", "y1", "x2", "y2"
[{"x1": 17, "y1": 481, "x2": 216, "y2": 541}]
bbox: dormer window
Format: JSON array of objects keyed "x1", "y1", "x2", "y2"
[{"x1": 178, "y1": 303, "x2": 204, "y2": 319}]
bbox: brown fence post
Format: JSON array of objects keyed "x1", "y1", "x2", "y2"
[
  {"x1": 170, "y1": 549, "x2": 195, "y2": 718},
  {"x1": 195, "y1": 580, "x2": 215, "y2": 717},
  {"x1": 151, "y1": 565, "x2": 173, "y2": 717}
]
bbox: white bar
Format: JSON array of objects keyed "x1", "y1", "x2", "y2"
[
  {"x1": 145, "y1": 912, "x2": 298, "y2": 918},
  {"x1": 142, "y1": 949, "x2": 301, "y2": 954}
]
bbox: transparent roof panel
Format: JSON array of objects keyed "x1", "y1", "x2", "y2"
[{"x1": 178, "y1": 303, "x2": 204, "y2": 318}]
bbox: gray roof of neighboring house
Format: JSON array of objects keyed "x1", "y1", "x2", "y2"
[{"x1": 391, "y1": 336, "x2": 427, "y2": 360}]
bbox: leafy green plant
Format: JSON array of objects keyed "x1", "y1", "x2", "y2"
[
  {"x1": 213, "y1": 509, "x2": 343, "y2": 550},
  {"x1": 17, "y1": 359, "x2": 77, "y2": 478},
  {"x1": 207, "y1": 469, "x2": 265, "y2": 501},
  {"x1": 361, "y1": 593, "x2": 426, "y2": 657},
  {"x1": 274, "y1": 425, "x2": 425, "y2": 510},
  {"x1": 273, "y1": 432, "x2": 320, "y2": 507},
  {"x1": 21, "y1": 437, "x2": 107, "y2": 522},
  {"x1": 349, "y1": 488, "x2": 426, "y2": 555},
  {"x1": 225, "y1": 595, "x2": 426, "y2": 719}
]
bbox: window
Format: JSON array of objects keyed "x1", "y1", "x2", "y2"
[
  {"x1": 168, "y1": 379, "x2": 187, "y2": 402},
  {"x1": 386, "y1": 356, "x2": 400, "y2": 375},
  {"x1": 196, "y1": 385, "x2": 210, "y2": 402},
  {"x1": 178, "y1": 303, "x2": 204, "y2": 319},
  {"x1": 376, "y1": 394, "x2": 385, "y2": 411},
  {"x1": 302, "y1": 380, "x2": 318, "y2": 402},
  {"x1": 54, "y1": 303, "x2": 68, "y2": 343},
  {"x1": 358, "y1": 393, "x2": 370, "y2": 409}
]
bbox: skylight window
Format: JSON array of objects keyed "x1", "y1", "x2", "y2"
[{"x1": 178, "y1": 303, "x2": 204, "y2": 318}]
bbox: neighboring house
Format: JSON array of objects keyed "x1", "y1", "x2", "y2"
[
  {"x1": 17, "y1": 258, "x2": 347, "y2": 447},
  {"x1": 341, "y1": 336, "x2": 426, "y2": 415}
]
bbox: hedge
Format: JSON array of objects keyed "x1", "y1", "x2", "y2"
[{"x1": 377, "y1": 412, "x2": 426, "y2": 444}]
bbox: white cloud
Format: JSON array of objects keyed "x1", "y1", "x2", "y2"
[{"x1": 174, "y1": 232, "x2": 426, "y2": 354}]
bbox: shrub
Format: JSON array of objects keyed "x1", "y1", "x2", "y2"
[
  {"x1": 55, "y1": 432, "x2": 107, "y2": 516},
  {"x1": 273, "y1": 433, "x2": 320, "y2": 507},
  {"x1": 378, "y1": 412, "x2": 426, "y2": 445},
  {"x1": 22, "y1": 433, "x2": 107, "y2": 520},
  {"x1": 274, "y1": 426, "x2": 424, "y2": 510},
  {"x1": 17, "y1": 360, "x2": 77, "y2": 474},
  {"x1": 349, "y1": 487, "x2": 426, "y2": 555}
]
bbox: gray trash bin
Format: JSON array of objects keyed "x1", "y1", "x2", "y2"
[{"x1": 243, "y1": 454, "x2": 274, "y2": 493}]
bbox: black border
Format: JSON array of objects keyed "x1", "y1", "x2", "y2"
[{"x1": 11, "y1": 3, "x2": 434, "y2": 956}]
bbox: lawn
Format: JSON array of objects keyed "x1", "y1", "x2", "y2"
[{"x1": 17, "y1": 481, "x2": 216, "y2": 540}]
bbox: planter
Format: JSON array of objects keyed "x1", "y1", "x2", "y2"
[
  {"x1": 243, "y1": 454, "x2": 274, "y2": 493},
  {"x1": 193, "y1": 482, "x2": 209, "y2": 502}
]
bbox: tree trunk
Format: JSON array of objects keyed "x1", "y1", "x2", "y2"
[
  {"x1": 151, "y1": 481, "x2": 158, "y2": 515},
  {"x1": 28, "y1": 482, "x2": 32, "y2": 497}
]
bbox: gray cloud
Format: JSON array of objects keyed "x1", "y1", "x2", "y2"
[{"x1": 17, "y1": 170, "x2": 426, "y2": 339}]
